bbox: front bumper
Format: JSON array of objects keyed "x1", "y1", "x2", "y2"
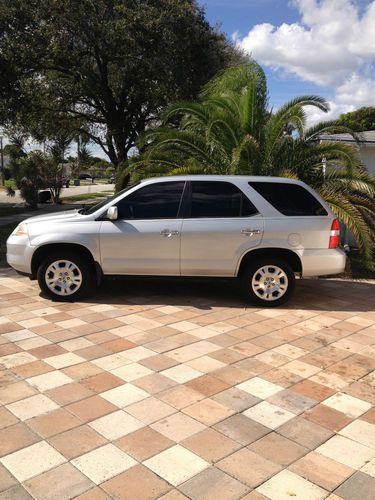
[
  {"x1": 6, "y1": 235, "x2": 34, "y2": 275},
  {"x1": 300, "y1": 248, "x2": 347, "y2": 277}
]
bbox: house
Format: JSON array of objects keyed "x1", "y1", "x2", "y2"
[
  {"x1": 319, "y1": 130, "x2": 375, "y2": 176},
  {"x1": 319, "y1": 131, "x2": 375, "y2": 250}
]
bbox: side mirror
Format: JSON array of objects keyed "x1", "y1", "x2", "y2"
[{"x1": 106, "y1": 206, "x2": 118, "y2": 220}]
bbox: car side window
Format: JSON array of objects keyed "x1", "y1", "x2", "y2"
[
  {"x1": 188, "y1": 181, "x2": 258, "y2": 218},
  {"x1": 116, "y1": 181, "x2": 185, "y2": 219},
  {"x1": 249, "y1": 182, "x2": 328, "y2": 216}
]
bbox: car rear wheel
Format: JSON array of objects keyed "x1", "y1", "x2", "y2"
[
  {"x1": 37, "y1": 252, "x2": 96, "y2": 301},
  {"x1": 241, "y1": 258, "x2": 295, "y2": 307}
]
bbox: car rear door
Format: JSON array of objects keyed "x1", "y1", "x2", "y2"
[
  {"x1": 180, "y1": 180, "x2": 263, "y2": 276},
  {"x1": 99, "y1": 181, "x2": 185, "y2": 275}
]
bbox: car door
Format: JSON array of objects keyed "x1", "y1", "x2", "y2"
[
  {"x1": 180, "y1": 180, "x2": 263, "y2": 276},
  {"x1": 99, "y1": 181, "x2": 185, "y2": 275}
]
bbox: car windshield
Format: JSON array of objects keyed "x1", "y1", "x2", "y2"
[{"x1": 79, "y1": 183, "x2": 140, "y2": 215}]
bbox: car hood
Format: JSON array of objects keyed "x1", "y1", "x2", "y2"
[{"x1": 23, "y1": 209, "x2": 83, "y2": 225}]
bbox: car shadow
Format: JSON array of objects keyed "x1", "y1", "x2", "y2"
[{"x1": 73, "y1": 276, "x2": 374, "y2": 313}]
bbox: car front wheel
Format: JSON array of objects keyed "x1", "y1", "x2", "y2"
[
  {"x1": 37, "y1": 252, "x2": 95, "y2": 301},
  {"x1": 241, "y1": 258, "x2": 295, "y2": 307}
]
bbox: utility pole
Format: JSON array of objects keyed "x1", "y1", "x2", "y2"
[{"x1": 0, "y1": 136, "x2": 4, "y2": 186}]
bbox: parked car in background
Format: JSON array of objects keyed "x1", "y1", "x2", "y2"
[
  {"x1": 7, "y1": 176, "x2": 346, "y2": 306},
  {"x1": 78, "y1": 173, "x2": 93, "y2": 180}
]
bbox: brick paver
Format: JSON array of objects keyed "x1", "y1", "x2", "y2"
[{"x1": 0, "y1": 268, "x2": 374, "y2": 499}]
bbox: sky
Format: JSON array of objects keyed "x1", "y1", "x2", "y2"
[{"x1": 200, "y1": 0, "x2": 375, "y2": 123}]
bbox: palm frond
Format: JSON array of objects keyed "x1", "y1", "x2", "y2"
[
  {"x1": 207, "y1": 117, "x2": 241, "y2": 149},
  {"x1": 320, "y1": 188, "x2": 374, "y2": 257},
  {"x1": 168, "y1": 163, "x2": 207, "y2": 176},
  {"x1": 305, "y1": 120, "x2": 360, "y2": 142},
  {"x1": 277, "y1": 169, "x2": 299, "y2": 179},
  {"x1": 205, "y1": 96, "x2": 241, "y2": 118},
  {"x1": 230, "y1": 134, "x2": 260, "y2": 174},
  {"x1": 276, "y1": 95, "x2": 329, "y2": 116},
  {"x1": 202, "y1": 62, "x2": 267, "y2": 98},
  {"x1": 162, "y1": 101, "x2": 210, "y2": 126},
  {"x1": 324, "y1": 168, "x2": 375, "y2": 196}
]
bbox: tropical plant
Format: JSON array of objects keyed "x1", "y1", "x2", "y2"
[
  {"x1": 7, "y1": 150, "x2": 65, "y2": 206},
  {"x1": 76, "y1": 134, "x2": 93, "y2": 169},
  {"x1": 10, "y1": 152, "x2": 46, "y2": 208},
  {"x1": 130, "y1": 63, "x2": 375, "y2": 256}
]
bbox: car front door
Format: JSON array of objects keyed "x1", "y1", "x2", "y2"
[
  {"x1": 99, "y1": 181, "x2": 185, "y2": 275},
  {"x1": 180, "y1": 181, "x2": 263, "y2": 276}
]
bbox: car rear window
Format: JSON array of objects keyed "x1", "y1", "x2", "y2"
[
  {"x1": 189, "y1": 181, "x2": 258, "y2": 218},
  {"x1": 249, "y1": 182, "x2": 327, "y2": 216}
]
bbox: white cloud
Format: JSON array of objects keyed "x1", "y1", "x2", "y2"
[
  {"x1": 237, "y1": 0, "x2": 375, "y2": 122},
  {"x1": 307, "y1": 73, "x2": 375, "y2": 123}
]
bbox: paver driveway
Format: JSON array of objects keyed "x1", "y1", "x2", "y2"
[{"x1": 0, "y1": 268, "x2": 374, "y2": 500}]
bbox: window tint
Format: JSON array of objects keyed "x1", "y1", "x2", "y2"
[
  {"x1": 83, "y1": 183, "x2": 140, "y2": 215},
  {"x1": 249, "y1": 182, "x2": 327, "y2": 216},
  {"x1": 116, "y1": 182, "x2": 185, "y2": 219},
  {"x1": 189, "y1": 181, "x2": 258, "y2": 218}
]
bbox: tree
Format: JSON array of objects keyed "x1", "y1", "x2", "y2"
[
  {"x1": 0, "y1": 0, "x2": 244, "y2": 166},
  {"x1": 132, "y1": 64, "x2": 375, "y2": 256},
  {"x1": 340, "y1": 107, "x2": 375, "y2": 131}
]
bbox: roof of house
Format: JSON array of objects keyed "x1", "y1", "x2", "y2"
[{"x1": 319, "y1": 130, "x2": 375, "y2": 144}]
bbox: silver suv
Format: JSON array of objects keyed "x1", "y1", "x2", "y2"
[{"x1": 7, "y1": 176, "x2": 346, "y2": 306}]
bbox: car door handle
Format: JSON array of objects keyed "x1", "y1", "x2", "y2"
[
  {"x1": 241, "y1": 228, "x2": 261, "y2": 236},
  {"x1": 160, "y1": 229, "x2": 179, "y2": 237}
]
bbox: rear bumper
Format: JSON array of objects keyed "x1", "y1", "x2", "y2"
[{"x1": 300, "y1": 248, "x2": 346, "y2": 277}]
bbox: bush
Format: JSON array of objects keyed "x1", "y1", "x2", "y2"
[
  {"x1": 105, "y1": 166, "x2": 115, "y2": 177},
  {"x1": 19, "y1": 178, "x2": 39, "y2": 208},
  {"x1": 8, "y1": 151, "x2": 64, "y2": 206}
]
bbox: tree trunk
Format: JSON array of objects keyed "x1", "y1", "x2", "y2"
[
  {"x1": 113, "y1": 131, "x2": 128, "y2": 166},
  {"x1": 105, "y1": 132, "x2": 119, "y2": 166}
]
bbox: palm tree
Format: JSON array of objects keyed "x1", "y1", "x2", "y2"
[
  {"x1": 76, "y1": 133, "x2": 93, "y2": 168},
  {"x1": 127, "y1": 63, "x2": 375, "y2": 256}
]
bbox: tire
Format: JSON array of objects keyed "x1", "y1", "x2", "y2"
[
  {"x1": 241, "y1": 257, "x2": 295, "y2": 307},
  {"x1": 37, "y1": 251, "x2": 96, "y2": 302}
]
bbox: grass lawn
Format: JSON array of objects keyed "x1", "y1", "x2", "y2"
[
  {"x1": 0, "y1": 180, "x2": 17, "y2": 190},
  {"x1": 62, "y1": 192, "x2": 112, "y2": 203},
  {"x1": 0, "y1": 179, "x2": 113, "y2": 191},
  {"x1": 78, "y1": 178, "x2": 113, "y2": 186}
]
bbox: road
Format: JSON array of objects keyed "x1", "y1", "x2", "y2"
[{"x1": 0, "y1": 183, "x2": 115, "y2": 203}]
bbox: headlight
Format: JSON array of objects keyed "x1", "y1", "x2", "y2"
[{"x1": 12, "y1": 223, "x2": 28, "y2": 236}]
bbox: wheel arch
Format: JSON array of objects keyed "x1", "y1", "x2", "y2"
[
  {"x1": 237, "y1": 247, "x2": 302, "y2": 277},
  {"x1": 31, "y1": 243, "x2": 102, "y2": 284}
]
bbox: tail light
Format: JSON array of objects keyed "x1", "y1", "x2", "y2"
[{"x1": 329, "y1": 218, "x2": 340, "y2": 249}]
